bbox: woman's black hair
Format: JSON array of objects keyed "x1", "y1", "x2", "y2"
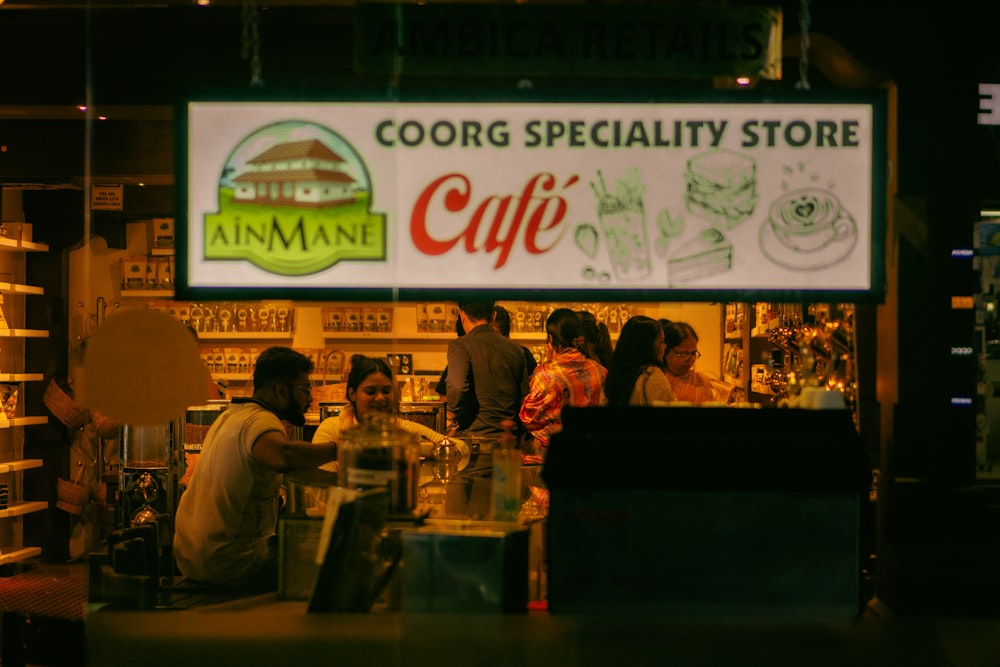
[
  {"x1": 546, "y1": 308, "x2": 584, "y2": 351},
  {"x1": 345, "y1": 354, "x2": 397, "y2": 415},
  {"x1": 577, "y1": 310, "x2": 613, "y2": 369},
  {"x1": 662, "y1": 320, "x2": 699, "y2": 351},
  {"x1": 604, "y1": 316, "x2": 663, "y2": 406}
]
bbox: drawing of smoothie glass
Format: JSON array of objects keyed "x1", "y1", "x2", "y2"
[{"x1": 591, "y1": 169, "x2": 651, "y2": 282}]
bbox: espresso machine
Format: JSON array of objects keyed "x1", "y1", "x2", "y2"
[{"x1": 120, "y1": 418, "x2": 182, "y2": 529}]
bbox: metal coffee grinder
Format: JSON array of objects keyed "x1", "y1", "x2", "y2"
[{"x1": 120, "y1": 418, "x2": 181, "y2": 528}]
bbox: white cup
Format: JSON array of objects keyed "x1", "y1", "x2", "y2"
[
  {"x1": 811, "y1": 388, "x2": 846, "y2": 410},
  {"x1": 797, "y1": 387, "x2": 819, "y2": 409}
]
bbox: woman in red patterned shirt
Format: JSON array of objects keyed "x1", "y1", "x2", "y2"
[{"x1": 519, "y1": 308, "x2": 607, "y2": 456}]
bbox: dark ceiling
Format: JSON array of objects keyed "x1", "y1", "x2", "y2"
[{"x1": 1, "y1": 1, "x2": 999, "y2": 204}]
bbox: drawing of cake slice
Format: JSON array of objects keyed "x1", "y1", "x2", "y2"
[
  {"x1": 683, "y1": 149, "x2": 758, "y2": 228},
  {"x1": 668, "y1": 227, "x2": 733, "y2": 286}
]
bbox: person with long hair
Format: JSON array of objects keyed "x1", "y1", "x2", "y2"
[
  {"x1": 313, "y1": 354, "x2": 467, "y2": 465},
  {"x1": 660, "y1": 320, "x2": 729, "y2": 405},
  {"x1": 604, "y1": 315, "x2": 675, "y2": 406},
  {"x1": 576, "y1": 309, "x2": 613, "y2": 370},
  {"x1": 519, "y1": 309, "x2": 606, "y2": 455}
]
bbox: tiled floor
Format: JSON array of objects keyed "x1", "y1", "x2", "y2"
[{"x1": 0, "y1": 559, "x2": 87, "y2": 667}]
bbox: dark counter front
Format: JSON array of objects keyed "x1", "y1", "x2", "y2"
[{"x1": 542, "y1": 406, "x2": 873, "y2": 618}]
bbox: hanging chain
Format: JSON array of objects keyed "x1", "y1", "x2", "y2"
[
  {"x1": 242, "y1": 0, "x2": 263, "y2": 87},
  {"x1": 796, "y1": 0, "x2": 811, "y2": 91}
]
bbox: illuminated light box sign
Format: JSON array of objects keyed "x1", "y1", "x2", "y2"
[{"x1": 177, "y1": 94, "x2": 886, "y2": 302}]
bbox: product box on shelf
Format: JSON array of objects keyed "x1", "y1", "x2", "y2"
[
  {"x1": 361, "y1": 306, "x2": 378, "y2": 333},
  {"x1": 153, "y1": 218, "x2": 174, "y2": 249},
  {"x1": 415, "y1": 303, "x2": 429, "y2": 333},
  {"x1": 427, "y1": 303, "x2": 448, "y2": 333},
  {"x1": 323, "y1": 305, "x2": 344, "y2": 332},
  {"x1": 343, "y1": 305, "x2": 362, "y2": 333},
  {"x1": 121, "y1": 257, "x2": 146, "y2": 290}
]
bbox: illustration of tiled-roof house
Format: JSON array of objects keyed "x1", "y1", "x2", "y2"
[{"x1": 231, "y1": 138, "x2": 357, "y2": 208}]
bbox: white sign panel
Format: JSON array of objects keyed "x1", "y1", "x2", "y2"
[{"x1": 181, "y1": 98, "x2": 884, "y2": 300}]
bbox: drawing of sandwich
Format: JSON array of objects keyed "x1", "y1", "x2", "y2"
[{"x1": 683, "y1": 149, "x2": 759, "y2": 229}]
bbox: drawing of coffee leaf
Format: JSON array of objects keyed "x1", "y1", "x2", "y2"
[
  {"x1": 574, "y1": 223, "x2": 600, "y2": 259},
  {"x1": 656, "y1": 208, "x2": 684, "y2": 239}
]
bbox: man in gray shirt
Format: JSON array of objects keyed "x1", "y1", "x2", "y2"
[{"x1": 446, "y1": 300, "x2": 530, "y2": 440}]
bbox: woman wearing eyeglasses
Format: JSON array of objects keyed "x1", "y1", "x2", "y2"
[{"x1": 660, "y1": 320, "x2": 727, "y2": 405}]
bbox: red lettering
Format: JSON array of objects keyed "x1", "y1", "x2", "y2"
[
  {"x1": 411, "y1": 173, "x2": 472, "y2": 255},
  {"x1": 525, "y1": 174, "x2": 577, "y2": 255},
  {"x1": 410, "y1": 172, "x2": 579, "y2": 269}
]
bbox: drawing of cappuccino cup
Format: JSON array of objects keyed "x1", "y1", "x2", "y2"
[{"x1": 767, "y1": 188, "x2": 853, "y2": 253}]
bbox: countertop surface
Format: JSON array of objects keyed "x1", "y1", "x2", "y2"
[{"x1": 86, "y1": 597, "x2": 1000, "y2": 667}]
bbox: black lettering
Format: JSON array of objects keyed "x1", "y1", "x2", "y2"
[
  {"x1": 784, "y1": 120, "x2": 811, "y2": 147},
  {"x1": 590, "y1": 120, "x2": 609, "y2": 148},
  {"x1": 741, "y1": 120, "x2": 760, "y2": 147},
  {"x1": 718, "y1": 22, "x2": 737, "y2": 61},
  {"x1": 487, "y1": 121, "x2": 510, "y2": 147},
  {"x1": 536, "y1": 21, "x2": 564, "y2": 57},
  {"x1": 741, "y1": 23, "x2": 764, "y2": 60},
  {"x1": 524, "y1": 120, "x2": 542, "y2": 148},
  {"x1": 614, "y1": 22, "x2": 638, "y2": 59},
  {"x1": 334, "y1": 224, "x2": 359, "y2": 246},
  {"x1": 406, "y1": 20, "x2": 450, "y2": 57},
  {"x1": 843, "y1": 120, "x2": 860, "y2": 147},
  {"x1": 269, "y1": 217, "x2": 306, "y2": 252},
  {"x1": 546, "y1": 121, "x2": 566, "y2": 146},
  {"x1": 666, "y1": 23, "x2": 695, "y2": 60},
  {"x1": 210, "y1": 226, "x2": 229, "y2": 245},
  {"x1": 462, "y1": 121, "x2": 483, "y2": 147},
  {"x1": 816, "y1": 120, "x2": 838, "y2": 147},
  {"x1": 430, "y1": 120, "x2": 457, "y2": 147},
  {"x1": 369, "y1": 20, "x2": 400, "y2": 58},
  {"x1": 761, "y1": 120, "x2": 781, "y2": 147},
  {"x1": 246, "y1": 222, "x2": 266, "y2": 246},
  {"x1": 375, "y1": 119, "x2": 394, "y2": 147},
  {"x1": 625, "y1": 120, "x2": 650, "y2": 147},
  {"x1": 311, "y1": 226, "x2": 331, "y2": 247},
  {"x1": 457, "y1": 20, "x2": 480, "y2": 57},
  {"x1": 398, "y1": 120, "x2": 424, "y2": 147},
  {"x1": 582, "y1": 22, "x2": 608, "y2": 58}
]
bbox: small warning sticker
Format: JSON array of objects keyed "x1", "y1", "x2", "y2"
[{"x1": 91, "y1": 184, "x2": 123, "y2": 211}]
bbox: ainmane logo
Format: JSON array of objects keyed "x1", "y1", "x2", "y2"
[{"x1": 204, "y1": 121, "x2": 387, "y2": 276}]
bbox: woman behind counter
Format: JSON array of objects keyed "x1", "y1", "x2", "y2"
[
  {"x1": 660, "y1": 320, "x2": 732, "y2": 405},
  {"x1": 576, "y1": 309, "x2": 614, "y2": 370},
  {"x1": 313, "y1": 355, "x2": 468, "y2": 471},
  {"x1": 604, "y1": 315, "x2": 675, "y2": 406},
  {"x1": 519, "y1": 308, "x2": 606, "y2": 456}
]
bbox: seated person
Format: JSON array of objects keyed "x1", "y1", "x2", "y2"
[
  {"x1": 173, "y1": 346, "x2": 337, "y2": 591},
  {"x1": 313, "y1": 355, "x2": 468, "y2": 470}
]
